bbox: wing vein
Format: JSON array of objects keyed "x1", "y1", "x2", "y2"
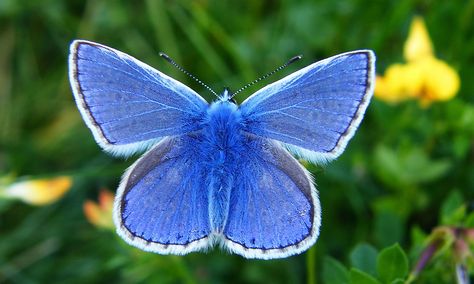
[{"x1": 78, "y1": 59, "x2": 204, "y2": 111}]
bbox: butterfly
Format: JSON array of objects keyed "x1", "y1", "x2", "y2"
[{"x1": 68, "y1": 40, "x2": 375, "y2": 259}]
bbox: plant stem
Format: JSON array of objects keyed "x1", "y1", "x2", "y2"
[{"x1": 307, "y1": 246, "x2": 316, "y2": 284}]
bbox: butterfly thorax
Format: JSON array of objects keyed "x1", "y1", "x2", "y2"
[
  {"x1": 204, "y1": 100, "x2": 242, "y2": 160},
  {"x1": 203, "y1": 99, "x2": 243, "y2": 233}
]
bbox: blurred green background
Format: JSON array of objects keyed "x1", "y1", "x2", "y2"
[{"x1": 0, "y1": 0, "x2": 473, "y2": 283}]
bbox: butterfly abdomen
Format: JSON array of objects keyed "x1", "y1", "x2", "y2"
[{"x1": 203, "y1": 101, "x2": 244, "y2": 232}]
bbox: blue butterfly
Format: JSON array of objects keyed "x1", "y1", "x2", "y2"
[{"x1": 68, "y1": 40, "x2": 375, "y2": 259}]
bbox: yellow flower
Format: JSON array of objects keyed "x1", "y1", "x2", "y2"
[
  {"x1": 404, "y1": 17, "x2": 434, "y2": 62},
  {"x1": 376, "y1": 63, "x2": 423, "y2": 103},
  {"x1": 83, "y1": 189, "x2": 114, "y2": 230},
  {"x1": 1, "y1": 176, "x2": 72, "y2": 205},
  {"x1": 417, "y1": 57, "x2": 461, "y2": 106},
  {"x1": 375, "y1": 16, "x2": 460, "y2": 106}
]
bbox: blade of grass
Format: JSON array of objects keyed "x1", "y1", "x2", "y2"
[
  {"x1": 185, "y1": 1, "x2": 255, "y2": 82},
  {"x1": 146, "y1": 0, "x2": 182, "y2": 64},
  {"x1": 0, "y1": 25, "x2": 14, "y2": 142},
  {"x1": 307, "y1": 245, "x2": 317, "y2": 284},
  {"x1": 167, "y1": 4, "x2": 232, "y2": 82}
]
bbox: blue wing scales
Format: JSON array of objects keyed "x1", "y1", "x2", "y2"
[
  {"x1": 222, "y1": 137, "x2": 321, "y2": 259},
  {"x1": 240, "y1": 50, "x2": 375, "y2": 163},
  {"x1": 114, "y1": 136, "x2": 212, "y2": 254},
  {"x1": 69, "y1": 40, "x2": 208, "y2": 156}
]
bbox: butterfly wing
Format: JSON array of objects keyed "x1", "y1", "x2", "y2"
[
  {"x1": 114, "y1": 135, "x2": 212, "y2": 254},
  {"x1": 240, "y1": 50, "x2": 375, "y2": 163},
  {"x1": 222, "y1": 137, "x2": 321, "y2": 259},
  {"x1": 69, "y1": 40, "x2": 208, "y2": 156}
]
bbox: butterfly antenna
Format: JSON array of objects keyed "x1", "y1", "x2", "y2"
[
  {"x1": 159, "y1": 52, "x2": 218, "y2": 97},
  {"x1": 232, "y1": 55, "x2": 303, "y2": 97}
]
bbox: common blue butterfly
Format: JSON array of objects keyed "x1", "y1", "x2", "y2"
[{"x1": 68, "y1": 40, "x2": 375, "y2": 259}]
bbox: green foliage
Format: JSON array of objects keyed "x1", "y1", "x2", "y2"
[
  {"x1": 373, "y1": 145, "x2": 451, "y2": 188},
  {"x1": 440, "y1": 190, "x2": 466, "y2": 226},
  {"x1": 322, "y1": 257, "x2": 350, "y2": 284},
  {"x1": 376, "y1": 244, "x2": 408, "y2": 283},
  {"x1": 350, "y1": 269, "x2": 381, "y2": 284},
  {"x1": 325, "y1": 243, "x2": 409, "y2": 283},
  {"x1": 350, "y1": 243, "x2": 378, "y2": 276},
  {"x1": 1, "y1": 0, "x2": 473, "y2": 283}
]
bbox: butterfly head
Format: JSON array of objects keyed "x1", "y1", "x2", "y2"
[{"x1": 219, "y1": 88, "x2": 237, "y2": 104}]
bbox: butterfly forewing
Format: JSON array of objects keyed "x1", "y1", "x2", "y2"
[
  {"x1": 240, "y1": 50, "x2": 375, "y2": 164},
  {"x1": 69, "y1": 40, "x2": 208, "y2": 156}
]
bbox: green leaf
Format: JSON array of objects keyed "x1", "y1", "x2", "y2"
[
  {"x1": 322, "y1": 256, "x2": 350, "y2": 284},
  {"x1": 350, "y1": 243, "x2": 378, "y2": 276},
  {"x1": 373, "y1": 145, "x2": 451, "y2": 188},
  {"x1": 440, "y1": 190, "x2": 466, "y2": 225},
  {"x1": 374, "y1": 211, "x2": 404, "y2": 248},
  {"x1": 376, "y1": 243, "x2": 409, "y2": 283},
  {"x1": 410, "y1": 226, "x2": 427, "y2": 248},
  {"x1": 464, "y1": 212, "x2": 474, "y2": 227},
  {"x1": 350, "y1": 268, "x2": 382, "y2": 284}
]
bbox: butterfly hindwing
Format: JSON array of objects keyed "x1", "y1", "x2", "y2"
[
  {"x1": 222, "y1": 136, "x2": 321, "y2": 259},
  {"x1": 240, "y1": 50, "x2": 375, "y2": 164},
  {"x1": 114, "y1": 136, "x2": 212, "y2": 254},
  {"x1": 69, "y1": 40, "x2": 208, "y2": 156}
]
